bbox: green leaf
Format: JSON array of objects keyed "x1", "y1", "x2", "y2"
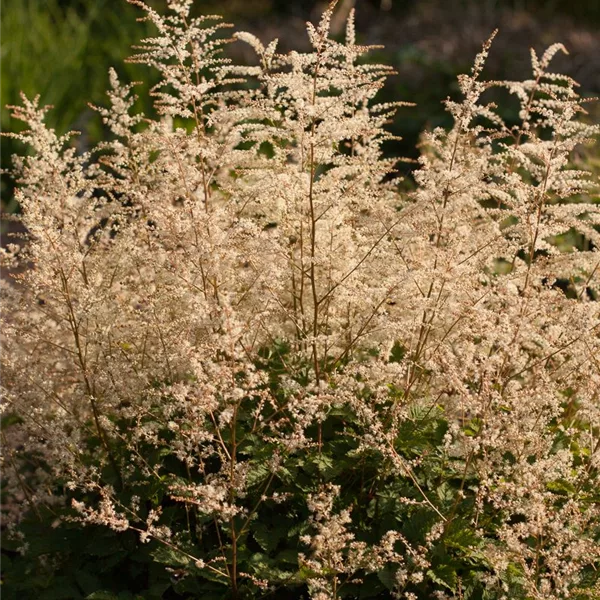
[
  {"x1": 311, "y1": 453, "x2": 335, "y2": 477},
  {"x1": 389, "y1": 341, "x2": 406, "y2": 363},
  {"x1": 463, "y1": 418, "x2": 483, "y2": 437},
  {"x1": 246, "y1": 462, "x2": 271, "y2": 488},
  {"x1": 252, "y1": 522, "x2": 287, "y2": 553},
  {"x1": 276, "y1": 549, "x2": 301, "y2": 565},
  {"x1": 75, "y1": 570, "x2": 102, "y2": 596},
  {"x1": 86, "y1": 593, "x2": 119, "y2": 600},
  {"x1": 546, "y1": 479, "x2": 576, "y2": 495},
  {"x1": 427, "y1": 564, "x2": 458, "y2": 591},
  {"x1": 436, "y1": 482, "x2": 455, "y2": 505},
  {"x1": 445, "y1": 525, "x2": 482, "y2": 553},
  {"x1": 0, "y1": 412, "x2": 23, "y2": 428},
  {"x1": 377, "y1": 565, "x2": 397, "y2": 590},
  {"x1": 150, "y1": 544, "x2": 191, "y2": 568}
]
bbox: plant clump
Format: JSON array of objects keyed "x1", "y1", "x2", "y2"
[{"x1": 1, "y1": 1, "x2": 599, "y2": 599}]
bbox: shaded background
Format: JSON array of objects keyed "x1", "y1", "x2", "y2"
[{"x1": 2, "y1": 0, "x2": 599, "y2": 209}]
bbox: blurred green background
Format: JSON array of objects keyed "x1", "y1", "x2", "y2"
[{"x1": 1, "y1": 0, "x2": 599, "y2": 208}]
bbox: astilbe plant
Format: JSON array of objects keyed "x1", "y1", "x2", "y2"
[{"x1": 1, "y1": 1, "x2": 599, "y2": 599}]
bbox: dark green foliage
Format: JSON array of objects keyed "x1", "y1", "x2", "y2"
[
  {"x1": 3, "y1": 398, "x2": 598, "y2": 599},
  {"x1": 0, "y1": 346, "x2": 539, "y2": 600}
]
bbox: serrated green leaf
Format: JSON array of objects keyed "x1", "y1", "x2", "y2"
[
  {"x1": 252, "y1": 522, "x2": 287, "y2": 553},
  {"x1": 546, "y1": 479, "x2": 576, "y2": 495},
  {"x1": 427, "y1": 564, "x2": 458, "y2": 591},
  {"x1": 150, "y1": 544, "x2": 191, "y2": 568},
  {"x1": 246, "y1": 462, "x2": 271, "y2": 488}
]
